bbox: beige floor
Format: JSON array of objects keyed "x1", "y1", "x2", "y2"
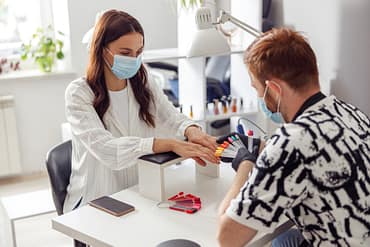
[{"x1": 0, "y1": 172, "x2": 73, "y2": 247}]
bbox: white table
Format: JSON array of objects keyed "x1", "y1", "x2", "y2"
[
  {"x1": 52, "y1": 161, "x2": 292, "y2": 247},
  {"x1": 0, "y1": 189, "x2": 56, "y2": 247}
]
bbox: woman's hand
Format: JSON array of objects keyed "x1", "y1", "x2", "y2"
[
  {"x1": 171, "y1": 140, "x2": 219, "y2": 166},
  {"x1": 185, "y1": 126, "x2": 218, "y2": 151}
]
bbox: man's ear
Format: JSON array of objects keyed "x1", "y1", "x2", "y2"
[{"x1": 265, "y1": 80, "x2": 281, "y2": 94}]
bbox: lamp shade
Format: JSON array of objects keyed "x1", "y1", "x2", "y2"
[{"x1": 187, "y1": 28, "x2": 230, "y2": 57}]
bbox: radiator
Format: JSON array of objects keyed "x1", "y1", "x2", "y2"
[{"x1": 0, "y1": 95, "x2": 21, "y2": 176}]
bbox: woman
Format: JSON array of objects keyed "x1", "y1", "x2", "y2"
[{"x1": 64, "y1": 9, "x2": 218, "y2": 213}]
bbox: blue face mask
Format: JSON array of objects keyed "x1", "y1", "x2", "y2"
[
  {"x1": 106, "y1": 49, "x2": 142, "y2": 80},
  {"x1": 258, "y1": 82, "x2": 285, "y2": 124}
]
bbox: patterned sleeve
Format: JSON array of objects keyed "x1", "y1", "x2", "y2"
[{"x1": 226, "y1": 124, "x2": 310, "y2": 233}]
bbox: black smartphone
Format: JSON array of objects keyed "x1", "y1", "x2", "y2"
[{"x1": 88, "y1": 196, "x2": 135, "y2": 217}]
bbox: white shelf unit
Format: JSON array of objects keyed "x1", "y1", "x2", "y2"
[
  {"x1": 143, "y1": 48, "x2": 185, "y2": 63},
  {"x1": 142, "y1": 0, "x2": 263, "y2": 127},
  {"x1": 143, "y1": 46, "x2": 246, "y2": 63}
]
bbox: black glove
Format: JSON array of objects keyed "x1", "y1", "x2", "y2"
[
  {"x1": 231, "y1": 146, "x2": 259, "y2": 172},
  {"x1": 216, "y1": 132, "x2": 261, "y2": 163}
]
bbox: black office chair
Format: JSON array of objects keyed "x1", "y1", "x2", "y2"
[
  {"x1": 46, "y1": 140, "x2": 72, "y2": 215},
  {"x1": 45, "y1": 140, "x2": 87, "y2": 247},
  {"x1": 46, "y1": 140, "x2": 72, "y2": 216}
]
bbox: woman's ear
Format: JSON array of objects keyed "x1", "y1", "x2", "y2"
[
  {"x1": 103, "y1": 47, "x2": 109, "y2": 58},
  {"x1": 102, "y1": 48, "x2": 112, "y2": 66}
]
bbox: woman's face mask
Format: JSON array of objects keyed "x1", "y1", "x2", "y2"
[
  {"x1": 106, "y1": 48, "x2": 142, "y2": 80},
  {"x1": 258, "y1": 81, "x2": 285, "y2": 124}
]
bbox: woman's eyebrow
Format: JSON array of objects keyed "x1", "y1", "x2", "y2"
[
  {"x1": 118, "y1": 46, "x2": 144, "y2": 51},
  {"x1": 118, "y1": 47, "x2": 132, "y2": 51}
]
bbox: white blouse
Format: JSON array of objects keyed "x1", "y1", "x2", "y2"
[
  {"x1": 63, "y1": 77, "x2": 198, "y2": 212},
  {"x1": 109, "y1": 87, "x2": 129, "y2": 131}
]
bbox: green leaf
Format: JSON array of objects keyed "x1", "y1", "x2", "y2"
[
  {"x1": 56, "y1": 51, "x2": 64, "y2": 59},
  {"x1": 56, "y1": 40, "x2": 63, "y2": 48},
  {"x1": 180, "y1": 0, "x2": 202, "y2": 9},
  {"x1": 45, "y1": 37, "x2": 53, "y2": 46}
]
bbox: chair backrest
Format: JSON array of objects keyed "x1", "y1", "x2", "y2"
[{"x1": 45, "y1": 140, "x2": 72, "y2": 215}]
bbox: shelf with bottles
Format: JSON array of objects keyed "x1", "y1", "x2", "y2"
[
  {"x1": 143, "y1": 1, "x2": 262, "y2": 127},
  {"x1": 176, "y1": 95, "x2": 258, "y2": 122},
  {"x1": 203, "y1": 95, "x2": 256, "y2": 121},
  {"x1": 177, "y1": 106, "x2": 258, "y2": 122}
]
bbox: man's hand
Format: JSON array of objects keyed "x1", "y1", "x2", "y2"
[
  {"x1": 231, "y1": 146, "x2": 259, "y2": 172},
  {"x1": 217, "y1": 132, "x2": 261, "y2": 165}
]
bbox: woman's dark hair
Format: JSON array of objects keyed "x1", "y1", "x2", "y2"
[{"x1": 86, "y1": 9, "x2": 155, "y2": 127}]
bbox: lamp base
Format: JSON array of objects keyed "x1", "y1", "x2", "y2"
[{"x1": 156, "y1": 239, "x2": 201, "y2": 247}]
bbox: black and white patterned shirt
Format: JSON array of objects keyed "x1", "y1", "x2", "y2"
[{"x1": 226, "y1": 95, "x2": 370, "y2": 246}]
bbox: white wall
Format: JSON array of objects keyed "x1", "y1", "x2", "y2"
[
  {"x1": 270, "y1": 0, "x2": 370, "y2": 115},
  {"x1": 0, "y1": 73, "x2": 75, "y2": 173},
  {"x1": 67, "y1": 0, "x2": 178, "y2": 76}
]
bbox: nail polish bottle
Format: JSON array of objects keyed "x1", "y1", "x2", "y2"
[
  {"x1": 222, "y1": 101, "x2": 228, "y2": 114},
  {"x1": 231, "y1": 98, "x2": 237, "y2": 113},
  {"x1": 214, "y1": 99, "x2": 220, "y2": 115}
]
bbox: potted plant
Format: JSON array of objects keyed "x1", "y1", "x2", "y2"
[{"x1": 21, "y1": 25, "x2": 64, "y2": 72}]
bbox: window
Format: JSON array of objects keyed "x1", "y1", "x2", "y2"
[{"x1": 0, "y1": 0, "x2": 53, "y2": 57}]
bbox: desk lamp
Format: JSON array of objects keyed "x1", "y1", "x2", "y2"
[{"x1": 187, "y1": 7, "x2": 262, "y2": 57}]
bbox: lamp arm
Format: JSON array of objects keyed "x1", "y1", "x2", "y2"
[{"x1": 216, "y1": 10, "x2": 262, "y2": 38}]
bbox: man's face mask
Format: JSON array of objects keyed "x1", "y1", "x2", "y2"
[
  {"x1": 106, "y1": 48, "x2": 142, "y2": 80},
  {"x1": 257, "y1": 81, "x2": 285, "y2": 124}
]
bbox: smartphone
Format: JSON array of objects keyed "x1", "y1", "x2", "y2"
[{"x1": 88, "y1": 196, "x2": 135, "y2": 217}]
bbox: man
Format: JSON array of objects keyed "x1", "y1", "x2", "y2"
[{"x1": 217, "y1": 28, "x2": 370, "y2": 247}]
